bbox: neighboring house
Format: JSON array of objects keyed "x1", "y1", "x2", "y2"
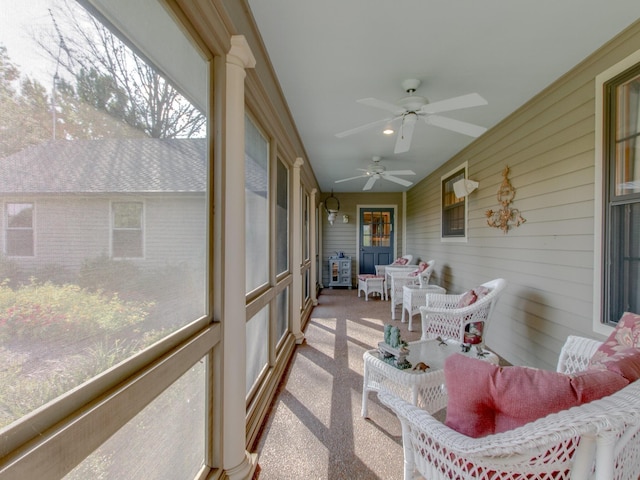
[{"x1": 0, "y1": 138, "x2": 207, "y2": 277}]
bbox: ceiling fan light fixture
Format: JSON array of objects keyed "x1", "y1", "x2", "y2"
[{"x1": 383, "y1": 128, "x2": 394, "y2": 135}]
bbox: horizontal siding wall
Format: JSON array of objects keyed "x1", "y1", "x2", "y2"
[
  {"x1": 406, "y1": 19, "x2": 640, "y2": 369},
  {"x1": 320, "y1": 192, "x2": 403, "y2": 287}
]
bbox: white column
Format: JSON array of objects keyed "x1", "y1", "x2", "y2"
[
  {"x1": 317, "y1": 201, "x2": 324, "y2": 288},
  {"x1": 219, "y1": 35, "x2": 257, "y2": 480},
  {"x1": 309, "y1": 188, "x2": 318, "y2": 305},
  {"x1": 291, "y1": 158, "x2": 305, "y2": 343}
]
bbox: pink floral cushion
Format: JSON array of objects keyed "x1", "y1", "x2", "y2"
[
  {"x1": 444, "y1": 354, "x2": 629, "y2": 438},
  {"x1": 407, "y1": 261, "x2": 428, "y2": 277},
  {"x1": 457, "y1": 289, "x2": 477, "y2": 307},
  {"x1": 457, "y1": 285, "x2": 491, "y2": 308},
  {"x1": 358, "y1": 274, "x2": 384, "y2": 280},
  {"x1": 391, "y1": 257, "x2": 409, "y2": 265},
  {"x1": 589, "y1": 312, "x2": 640, "y2": 381}
]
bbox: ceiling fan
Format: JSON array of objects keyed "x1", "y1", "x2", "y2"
[
  {"x1": 335, "y1": 79, "x2": 488, "y2": 154},
  {"x1": 335, "y1": 156, "x2": 415, "y2": 191}
]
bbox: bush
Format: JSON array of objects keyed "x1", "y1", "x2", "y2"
[
  {"x1": 0, "y1": 279, "x2": 153, "y2": 342},
  {"x1": 78, "y1": 254, "x2": 142, "y2": 296}
]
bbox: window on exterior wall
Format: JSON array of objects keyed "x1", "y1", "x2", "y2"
[
  {"x1": 603, "y1": 64, "x2": 640, "y2": 325},
  {"x1": 441, "y1": 165, "x2": 467, "y2": 241},
  {"x1": 112, "y1": 201, "x2": 143, "y2": 258},
  {"x1": 245, "y1": 114, "x2": 269, "y2": 293},
  {"x1": 276, "y1": 287, "x2": 289, "y2": 346},
  {"x1": 276, "y1": 158, "x2": 289, "y2": 275},
  {"x1": 303, "y1": 191, "x2": 309, "y2": 261},
  {"x1": 0, "y1": 0, "x2": 209, "y2": 476},
  {"x1": 6, "y1": 202, "x2": 34, "y2": 256}
]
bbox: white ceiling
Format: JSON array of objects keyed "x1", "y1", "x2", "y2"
[{"x1": 247, "y1": 1, "x2": 640, "y2": 193}]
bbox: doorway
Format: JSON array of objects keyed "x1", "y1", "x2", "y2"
[{"x1": 359, "y1": 207, "x2": 395, "y2": 274}]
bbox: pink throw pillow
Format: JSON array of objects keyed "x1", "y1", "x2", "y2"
[
  {"x1": 391, "y1": 257, "x2": 408, "y2": 265},
  {"x1": 444, "y1": 354, "x2": 629, "y2": 438},
  {"x1": 457, "y1": 290, "x2": 477, "y2": 307},
  {"x1": 588, "y1": 311, "x2": 640, "y2": 381},
  {"x1": 456, "y1": 285, "x2": 491, "y2": 308},
  {"x1": 603, "y1": 350, "x2": 640, "y2": 382},
  {"x1": 408, "y1": 261, "x2": 428, "y2": 277},
  {"x1": 589, "y1": 312, "x2": 640, "y2": 377}
]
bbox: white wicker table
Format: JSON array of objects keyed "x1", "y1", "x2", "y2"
[{"x1": 361, "y1": 337, "x2": 498, "y2": 417}]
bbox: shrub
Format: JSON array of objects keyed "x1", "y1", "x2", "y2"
[{"x1": 0, "y1": 279, "x2": 153, "y2": 342}]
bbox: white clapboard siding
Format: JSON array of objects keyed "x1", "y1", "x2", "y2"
[{"x1": 404, "y1": 20, "x2": 640, "y2": 369}]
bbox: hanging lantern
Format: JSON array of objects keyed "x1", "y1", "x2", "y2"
[{"x1": 324, "y1": 190, "x2": 340, "y2": 226}]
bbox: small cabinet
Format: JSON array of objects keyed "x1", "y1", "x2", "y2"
[{"x1": 329, "y1": 256, "x2": 352, "y2": 288}]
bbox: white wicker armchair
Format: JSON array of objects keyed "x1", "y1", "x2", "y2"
[
  {"x1": 379, "y1": 335, "x2": 640, "y2": 480},
  {"x1": 389, "y1": 260, "x2": 435, "y2": 320},
  {"x1": 419, "y1": 278, "x2": 506, "y2": 348},
  {"x1": 374, "y1": 254, "x2": 415, "y2": 278}
]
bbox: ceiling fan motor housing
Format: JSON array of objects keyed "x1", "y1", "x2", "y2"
[{"x1": 398, "y1": 95, "x2": 428, "y2": 111}]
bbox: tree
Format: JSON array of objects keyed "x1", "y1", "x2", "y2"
[
  {"x1": 39, "y1": 1, "x2": 205, "y2": 139},
  {"x1": 0, "y1": 47, "x2": 54, "y2": 156}
]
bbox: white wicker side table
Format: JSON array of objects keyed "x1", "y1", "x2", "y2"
[{"x1": 361, "y1": 338, "x2": 498, "y2": 418}]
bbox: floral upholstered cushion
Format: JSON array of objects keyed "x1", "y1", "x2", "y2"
[
  {"x1": 444, "y1": 354, "x2": 629, "y2": 438},
  {"x1": 407, "y1": 261, "x2": 428, "y2": 277},
  {"x1": 391, "y1": 257, "x2": 409, "y2": 265},
  {"x1": 456, "y1": 285, "x2": 491, "y2": 308},
  {"x1": 358, "y1": 274, "x2": 384, "y2": 280},
  {"x1": 589, "y1": 312, "x2": 640, "y2": 381}
]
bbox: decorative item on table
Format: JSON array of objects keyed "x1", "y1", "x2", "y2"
[
  {"x1": 412, "y1": 362, "x2": 430, "y2": 371},
  {"x1": 378, "y1": 324, "x2": 411, "y2": 369},
  {"x1": 462, "y1": 322, "x2": 488, "y2": 357}
]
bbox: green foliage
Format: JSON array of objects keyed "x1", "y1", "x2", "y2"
[
  {"x1": 78, "y1": 254, "x2": 141, "y2": 296},
  {"x1": 0, "y1": 279, "x2": 153, "y2": 342},
  {"x1": 0, "y1": 254, "x2": 20, "y2": 285}
]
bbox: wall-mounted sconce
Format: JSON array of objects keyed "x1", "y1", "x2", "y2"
[
  {"x1": 453, "y1": 178, "x2": 479, "y2": 198},
  {"x1": 485, "y1": 166, "x2": 526, "y2": 234},
  {"x1": 325, "y1": 190, "x2": 340, "y2": 226},
  {"x1": 342, "y1": 214, "x2": 349, "y2": 223}
]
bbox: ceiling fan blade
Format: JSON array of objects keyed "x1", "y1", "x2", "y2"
[
  {"x1": 421, "y1": 93, "x2": 487, "y2": 114},
  {"x1": 363, "y1": 176, "x2": 377, "y2": 191},
  {"x1": 335, "y1": 116, "x2": 395, "y2": 138},
  {"x1": 382, "y1": 174, "x2": 414, "y2": 187},
  {"x1": 384, "y1": 170, "x2": 416, "y2": 176},
  {"x1": 335, "y1": 174, "x2": 368, "y2": 183},
  {"x1": 357, "y1": 97, "x2": 406, "y2": 116},
  {"x1": 394, "y1": 115, "x2": 417, "y2": 154},
  {"x1": 425, "y1": 115, "x2": 487, "y2": 137}
]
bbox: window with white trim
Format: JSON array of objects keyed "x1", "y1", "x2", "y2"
[
  {"x1": 441, "y1": 164, "x2": 468, "y2": 241},
  {"x1": 112, "y1": 201, "x2": 143, "y2": 258},
  {"x1": 6, "y1": 202, "x2": 34, "y2": 256},
  {"x1": 602, "y1": 64, "x2": 640, "y2": 325}
]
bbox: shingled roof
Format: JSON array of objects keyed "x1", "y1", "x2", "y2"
[{"x1": 0, "y1": 138, "x2": 208, "y2": 194}]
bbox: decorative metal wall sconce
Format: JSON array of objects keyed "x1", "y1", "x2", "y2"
[
  {"x1": 485, "y1": 166, "x2": 526, "y2": 234},
  {"x1": 325, "y1": 190, "x2": 340, "y2": 225}
]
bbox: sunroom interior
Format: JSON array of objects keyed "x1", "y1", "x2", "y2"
[{"x1": 1, "y1": 1, "x2": 640, "y2": 479}]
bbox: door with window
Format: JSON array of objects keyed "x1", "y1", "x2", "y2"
[{"x1": 359, "y1": 208, "x2": 394, "y2": 274}]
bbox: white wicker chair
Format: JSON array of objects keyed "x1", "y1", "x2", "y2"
[
  {"x1": 401, "y1": 281, "x2": 446, "y2": 331},
  {"x1": 418, "y1": 278, "x2": 506, "y2": 349},
  {"x1": 378, "y1": 335, "x2": 640, "y2": 480},
  {"x1": 375, "y1": 254, "x2": 416, "y2": 275},
  {"x1": 389, "y1": 260, "x2": 435, "y2": 320}
]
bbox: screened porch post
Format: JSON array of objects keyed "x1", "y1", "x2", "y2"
[
  {"x1": 291, "y1": 158, "x2": 305, "y2": 343},
  {"x1": 310, "y1": 188, "x2": 319, "y2": 306},
  {"x1": 219, "y1": 35, "x2": 257, "y2": 480}
]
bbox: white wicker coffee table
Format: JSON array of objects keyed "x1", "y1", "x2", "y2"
[{"x1": 361, "y1": 337, "x2": 498, "y2": 417}]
